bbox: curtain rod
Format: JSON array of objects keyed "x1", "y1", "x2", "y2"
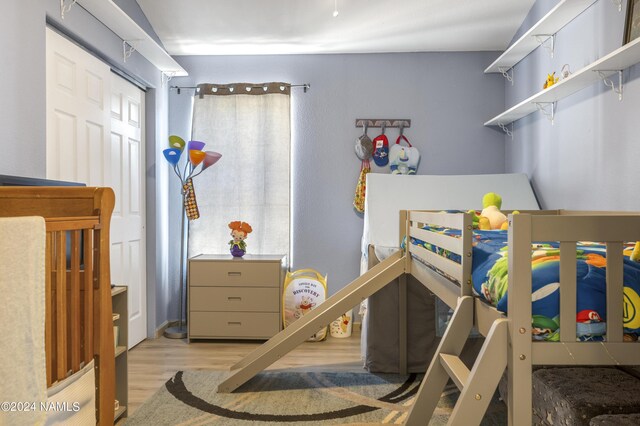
[{"x1": 170, "y1": 83, "x2": 310, "y2": 94}]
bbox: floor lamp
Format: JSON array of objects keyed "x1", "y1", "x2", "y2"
[{"x1": 163, "y1": 136, "x2": 221, "y2": 338}]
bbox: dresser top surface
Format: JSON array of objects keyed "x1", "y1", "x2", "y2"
[{"x1": 190, "y1": 254, "x2": 286, "y2": 262}]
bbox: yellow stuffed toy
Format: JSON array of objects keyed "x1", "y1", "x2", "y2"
[
  {"x1": 479, "y1": 192, "x2": 508, "y2": 230},
  {"x1": 543, "y1": 72, "x2": 559, "y2": 89},
  {"x1": 632, "y1": 242, "x2": 640, "y2": 262}
]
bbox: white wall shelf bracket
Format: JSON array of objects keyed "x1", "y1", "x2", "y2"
[
  {"x1": 595, "y1": 70, "x2": 623, "y2": 100},
  {"x1": 60, "y1": 0, "x2": 78, "y2": 19},
  {"x1": 535, "y1": 102, "x2": 556, "y2": 125},
  {"x1": 611, "y1": 0, "x2": 622, "y2": 12},
  {"x1": 122, "y1": 40, "x2": 140, "y2": 63},
  {"x1": 534, "y1": 34, "x2": 556, "y2": 58},
  {"x1": 498, "y1": 67, "x2": 514, "y2": 85},
  {"x1": 498, "y1": 123, "x2": 513, "y2": 139},
  {"x1": 161, "y1": 71, "x2": 176, "y2": 88},
  {"x1": 122, "y1": 40, "x2": 139, "y2": 62}
]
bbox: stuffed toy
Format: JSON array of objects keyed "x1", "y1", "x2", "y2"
[
  {"x1": 479, "y1": 192, "x2": 508, "y2": 230},
  {"x1": 632, "y1": 242, "x2": 640, "y2": 262},
  {"x1": 543, "y1": 72, "x2": 559, "y2": 89},
  {"x1": 228, "y1": 221, "x2": 253, "y2": 257}
]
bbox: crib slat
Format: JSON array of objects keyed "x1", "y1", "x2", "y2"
[
  {"x1": 606, "y1": 242, "x2": 624, "y2": 342},
  {"x1": 70, "y1": 230, "x2": 81, "y2": 371},
  {"x1": 559, "y1": 242, "x2": 577, "y2": 342},
  {"x1": 83, "y1": 230, "x2": 94, "y2": 364},
  {"x1": 45, "y1": 232, "x2": 53, "y2": 386},
  {"x1": 55, "y1": 231, "x2": 67, "y2": 379}
]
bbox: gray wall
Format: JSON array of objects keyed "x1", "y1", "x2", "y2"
[
  {"x1": 169, "y1": 53, "x2": 506, "y2": 300},
  {"x1": 0, "y1": 3, "x2": 46, "y2": 177},
  {"x1": 0, "y1": 1, "x2": 172, "y2": 338},
  {"x1": 505, "y1": 0, "x2": 640, "y2": 211}
]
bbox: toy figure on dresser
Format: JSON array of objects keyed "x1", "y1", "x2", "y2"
[{"x1": 228, "y1": 221, "x2": 253, "y2": 257}]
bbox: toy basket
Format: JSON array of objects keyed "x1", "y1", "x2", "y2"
[{"x1": 282, "y1": 269, "x2": 328, "y2": 341}]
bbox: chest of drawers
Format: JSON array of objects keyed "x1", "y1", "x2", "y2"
[{"x1": 188, "y1": 254, "x2": 286, "y2": 340}]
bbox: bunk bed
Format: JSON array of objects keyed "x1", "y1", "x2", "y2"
[
  {"x1": 0, "y1": 187, "x2": 116, "y2": 426},
  {"x1": 216, "y1": 179, "x2": 640, "y2": 425},
  {"x1": 360, "y1": 173, "x2": 539, "y2": 374}
]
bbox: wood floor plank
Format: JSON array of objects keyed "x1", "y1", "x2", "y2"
[{"x1": 126, "y1": 330, "x2": 363, "y2": 416}]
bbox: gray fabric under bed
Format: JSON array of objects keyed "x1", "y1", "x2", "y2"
[{"x1": 363, "y1": 250, "x2": 483, "y2": 373}]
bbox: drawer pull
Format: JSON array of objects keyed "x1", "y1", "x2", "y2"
[
  {"x1": 228, "y1": 272, "x2": 242, "y2": 277},
  {"x1": 227, "y1": 297, "x2": 242, "y2": 301},
  {"x1": 227, "y1": 321, "x2": 242, "y2": 326}
]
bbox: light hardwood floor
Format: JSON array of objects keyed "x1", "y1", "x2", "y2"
[{"x1": 127, "y1": 329, "x2": 363, "y2": 415}]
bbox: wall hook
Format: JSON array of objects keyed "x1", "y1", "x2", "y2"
[{"x1": 354, "y1": 119, "x2": 411, "y2": 129}]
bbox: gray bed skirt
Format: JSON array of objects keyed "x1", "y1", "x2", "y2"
[{"x1": 363, "y1": 249, "x2": 483, "y2": 374}]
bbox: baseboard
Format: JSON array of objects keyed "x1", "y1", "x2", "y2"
[
  {"x1": 156, "y1": 320, "x2": 360, "y2": 338},
  {"x1": 155, "y1": 320, "x2": 180, "y2": 338}
]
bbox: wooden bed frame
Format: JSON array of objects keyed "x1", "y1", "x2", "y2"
[
  {"x1": 0, "y1": 187, "x2": 116, "y2": 426},
  {"x1": 217, "y1": 209, "x2": 640, "y2": 425}
]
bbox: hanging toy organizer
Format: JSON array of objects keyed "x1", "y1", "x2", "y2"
[{"x1": 352, "y1": 119, "x2": 412, "y2": 213}]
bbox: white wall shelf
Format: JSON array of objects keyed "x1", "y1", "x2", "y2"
[
  {"x1": 485, "y1": 35, "x2": 640, "y2": 127},
  {"x1": 76, "y1": 0, "x2": 187, "y2": 77},
  {"x1": 485, "y1": 0, "x2": 598, "y2": 75}
]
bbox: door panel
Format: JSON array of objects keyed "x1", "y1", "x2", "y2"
[
  {"x1": 46, "y1": 28, "x2": 147, "y2": 348},
  {"x1": 110, "y1": 75, "x2": 146, "y2": 348}
]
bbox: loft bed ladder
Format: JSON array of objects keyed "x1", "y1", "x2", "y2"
[{"x1": 404, "y1": 296, "x2": 508, "y2": 425}]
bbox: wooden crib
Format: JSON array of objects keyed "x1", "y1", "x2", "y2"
[{"x1": 0, "y1": 187, "x2": 116, "y2": 426}]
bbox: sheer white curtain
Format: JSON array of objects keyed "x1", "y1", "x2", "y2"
[{"x1": 188, "y1": 84, "x2": 290, "y2": 258}]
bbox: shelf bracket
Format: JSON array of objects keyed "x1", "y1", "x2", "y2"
[
  {"x1": 60, "y1": 0, "x2": 78, "y2": 19},
  {"x1": 497, "y1": 67, "x2": 514, "y2": 86},
  {"x1": 533, "y1": 34, "x2": 555, "y2": 58},
  {"x1": 611, "y1": 0, "x2": 622, "y2": 12},
  {"x1": 595, "y1": 70, "x2": 623, "y2": 101},
  {"x1": 535, "y1": 102, "x2": 556, "y2": 125},
  {"x1": 122, "y1": 40, "x2": 139, "y2": 63},
  {"x1": 498, "y1": 123, "x2": 513, "y2": 139},
  {"x1": 161, "y1": 71, "x2": 176, "y2": 88}
]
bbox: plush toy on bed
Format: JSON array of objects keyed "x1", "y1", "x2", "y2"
[{"x1": 479, "y1": 192, "x2": 508, "y2": 230}]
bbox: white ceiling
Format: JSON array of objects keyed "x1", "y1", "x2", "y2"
[{"x1": 138, "y1": 0, "x2": 536, "y2": 56}]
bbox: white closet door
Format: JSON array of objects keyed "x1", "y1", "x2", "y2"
[
  {"x1": 109, "y1": 75, "x2": 147, "y2": 348},
  {"x1": 46, "y1": 28, "x2": 111, "y2": 185},
  {"x1": 46, "y1": 27, "x2": 147, "y2": 348}
]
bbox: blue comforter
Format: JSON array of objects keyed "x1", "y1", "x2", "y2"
[{"x1": 410, "y1": 227, "x2": 640, "y2": 341}]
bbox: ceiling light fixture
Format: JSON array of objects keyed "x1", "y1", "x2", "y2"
[{"x1": 333, "y1": 0, "x2": 339, "y2": 17}]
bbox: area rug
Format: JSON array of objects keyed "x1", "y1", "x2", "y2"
[{"x1": 124, "y1": 370, "x2": 507, "y2": 425}]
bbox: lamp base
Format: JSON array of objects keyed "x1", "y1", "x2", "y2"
[{"x1": 164, "y1": 325, "x2": 187, "y2": 339}]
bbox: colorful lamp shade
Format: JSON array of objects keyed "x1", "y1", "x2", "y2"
[
  {"x1": 169, "y1": 135, "x2": 186, "y2": 151},
  {"x1": 202, "y1": 151, "x2": 222, "y2": 170},
  {"x1": 189, "y1": 150, "x2": 206, "y2": 166},
  {"x1": 187, "y1": 140, "x2": 206, "y2": 151},
  {"x1": 163, "y1": 148, "x2": 182, "y2": 166}
]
